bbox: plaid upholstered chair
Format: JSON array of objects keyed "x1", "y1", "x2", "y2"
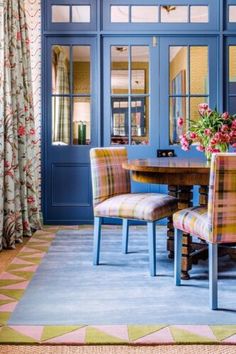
[
  {"x1": 90, "y1": 147, "x2": 178, "y2": 276},
  {"x1": 173, "y1": 153, "x2": 236, "y2": 309}
]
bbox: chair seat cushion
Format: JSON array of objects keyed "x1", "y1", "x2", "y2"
[
  {"x1": 94, "y1": 193, "x2": 178, "y2": 221},
  {"x1": 173, "y1": 206, "x2": 210, "y2": 241}
]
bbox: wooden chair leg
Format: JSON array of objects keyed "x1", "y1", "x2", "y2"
[
  {"x1": 209, "y1": 243, "x2": 218, "y2": 310},
  {"x1": 147, "y1": 222, "x2": 156, "y2": 276},
  {"x1": 93, "y1": 217, "x2": 102, "y2": 265},
  {"x1": 122, "y1": 219, "x2": 129, "y2": 254},
  {"x1": 174, "y1": 229, "x2": 183, "y2": 286}
]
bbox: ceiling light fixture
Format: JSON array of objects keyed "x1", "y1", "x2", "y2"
[{"x1": 162, "y1": 5, "x2": 176, "y2": 13}]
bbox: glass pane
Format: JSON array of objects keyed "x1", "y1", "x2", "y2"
[
  {"x1": 190, "y1": 6, "x2": 208, "y2": 23},
  {"x1": 52, "y1": 46, "x2": 70, "y2": 94},
  {"x1": 73, "y1": 97, "x2": 91, "y2": 145},
  {"x1": 229, "y1": 5, "x2": 236, "y2": 22},
  {"x1": 190, "y1": 97, "x2": 209, "y2": 123},
  {"x1": 131, "y1": 97, "x2": 149, "y2": 145},
  {"x1": 52, "y1": 6, "x2": 70, "y2": 23},
  {"x1": 111, "y1": 6, "x2": 129, "y2": 23},
  {"x1": 161, "y1": 6, "x2": 188, "y2": 23},
  {"x1": 169, "y1": 47, "x2": 188, "y2": 95},
  {"x1": 190, "y1": 47, "x2": 208, "y2": 95},
  {"x1": 111, "y1": 46, "x2": 128, "y2": 94},
  {"x1": 111, "y1": 97, "x2": 129, "y2": 145},
  {"x1": 52, "y1": 96, "x2": 70, "y2": 145},
  {"x1": 131, "y1": 46, "x2": 149, "y2": 94},
  {"x1": 229, "y1": 97, "x2": 236, "y2": 115},
  {"x1": 72, "y1": 6, "x2": 90, "y2": 23},
  {"x1": 131, "y1": 6, "x2": 158, "y2": 23},
  {"x1": 169, "y1": 97, "x2": 188, "y2": 145},
  {"x1": 73, "y1": 46, "x2": 90, "y2": 95},
  {"x1": 229, "y1": 46, "x2": 236, "y2": 94}
]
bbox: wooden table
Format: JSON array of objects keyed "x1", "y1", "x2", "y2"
[{"x1": 123, "y1": 157, "x2": 210, "y2": 280}]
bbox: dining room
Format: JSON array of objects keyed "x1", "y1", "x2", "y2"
[{"x1": 1, "y1": 1, "x2": 236, "y2": 353}]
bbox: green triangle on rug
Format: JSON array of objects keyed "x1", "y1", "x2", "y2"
[
  {"x1": 41, "y1": 326, "x2": 84, "y2": 341},
  {"x1": 9, "y1": 271, "x2": 34, "y2": 280},
  {"x1": 26, "y1": 245, "x2": 49, "y2": 252},
  {"x1": 128, "y1": 325, "x2": 166, "y2": 341},
  {"x1": 0, "y1": 327, "x2": 36, "y2": 343},
  {"x1": 7, "y1": 264, "x2": 35, "y2": 271},
  {"x1": 86, "y1": 327, "x2": 126, "y2": 344},
  {"x1": 170, "y1": 327, "x2": 215, "y2": 343},
  {"x1": 0, "y1": 313, "x2": 11, "y2": 325},
  {"x1": 17, "y1": 257, "x2": 42, "y2": 264},
  {"x1": 0, "y1": 290, "x2": 24, "y2": 300},
  {"x1": 211, "y1": 325, "x2": 236, "y2": 341},
  {"x1": 0, "y1": 280, "x2": 24, "y2": 288},
  {"x1": 0, "y1": 299, "x2": 16, "y2": 306}
]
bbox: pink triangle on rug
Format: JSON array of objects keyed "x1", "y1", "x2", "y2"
[
  {"x1": 11, "y1": 258, "x2": 34, "y2": 265},
  {"x1": 92, "y1": 325, "x2": 129, "y2": 341},
  {"x1": 13, "y1": 265, "x2": 38, "y2": 272},
  {"x1": 0, "y1": 272, "x2": 24, "y2": 280},
  {"x1": 1, "y1": 280, "x2": 29, "y2": 289},
  {"x1": 0, "y1": 302, "x2": 17, "y2": 312},
  {"x1": 29, "y1": 238, "x2": 50, "y2": 243},
  {"x1": 173, "y1": 325, "x2": 216, "y2": 340},
  {"x1": 10, "y1": 326, "x2": 44, "y2": 341},
  {"x1": 223, "y1": 334, "x2": 236, "y2": 343},
  {"x1": 134, "y1": 327, "x2": 174, "y2": 344},
  {"x1": 21, "y1": 247, "x2": 39, "y2": 253},
  {"x1": 45, "y1": 327, "x2": 86, "y2": 344},
  {"x1": 0, "y1": 294, "x2": 14, "y2": 301},
  {"x1": 22, "y1": 252, "x2": 45, "y2": 258}
]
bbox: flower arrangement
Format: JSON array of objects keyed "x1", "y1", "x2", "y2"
[{"x1": 178, "y1": 103, "x2": 236, "y2": 160}]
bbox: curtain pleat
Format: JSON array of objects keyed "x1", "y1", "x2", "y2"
[{"x1": 2, "y1": 0, "x2": 41, "y2": 249}]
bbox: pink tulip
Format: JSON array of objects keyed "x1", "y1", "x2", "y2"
[
  {"x1": 232, "y1": 120, "x2": 236, "y2": 129},
  {"x1": 189, "y1": 132, "x2": 197, "y2": 139},
  {"x1": 204, "y1": 128, "x2": 212, "y2": 136},
  {"x1": 222, "y1": 112, "x2": 230, "y2": 120},
  {"x1": 181, "y1": 144, "x2": 190, "y2": 151},
  {"x1": 198, "y1": 103, "x2": 209, "y2": 110},
  {"x1": 177, "y1": 117, "x2": 184, "y2": 127},
  {"x1": 221, "y1": 124, "x2": 229, "y2": 132},
  {"x1": 196, "y1": 145, "x2": 205, "y2": 152}
]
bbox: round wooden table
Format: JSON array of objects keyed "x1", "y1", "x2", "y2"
[{"x1": 123, "y1": 157, "x2": 210, "y2": 279}]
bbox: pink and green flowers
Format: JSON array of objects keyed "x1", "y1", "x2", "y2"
[{"x1": 178, "y1": 103, "x2": 236, "y2": 158}]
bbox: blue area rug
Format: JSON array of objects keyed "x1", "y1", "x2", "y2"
[{"x1": 9, "y1": 226, "x2": 236, "y2": 325}]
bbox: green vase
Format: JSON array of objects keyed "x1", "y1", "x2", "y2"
[{"x1": 78, "y1": 122, "x2": 86, "y2": 145}]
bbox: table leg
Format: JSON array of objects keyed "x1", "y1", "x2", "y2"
[{"x1": 167, "y1": 185, "x2": 193, "y2": 280}]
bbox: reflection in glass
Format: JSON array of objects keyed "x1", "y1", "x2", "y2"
[
  {"x1": 190, "y1": 47, "x2": 208, "y2": 94},
  {"x1": 111, "y1": 6, "x2": 129, "y2": 23},
  {"x1": 169, "y1": 47, "x2": 188, "y2": 95},
  {"x1": 52, "y1": 46, "x2": 70, "y2": 94},
  {"x1": 72, "y1": 6, "x2": 90, "y2": 22},
  {"x1": 169, "y1": 97, "x2": 187, "y2": 144},
  {"x1": 190, "y1": 6, "x2": 208, "y2": 23},
  {"x1": 229, "y1": 46, "x2": 236, "y2": 94},
  {"x1": 111, "y1": 46, "x2": 128, "y2": 94},
  {"x1": 190, "y1": 97, "x2": 208, "y2": 123},
  {"x1": 73, "y1": 46, "x2": 90, "y2": 94},
  {"x1": 111, "y1": 97, "x2": 129, "y2": 145},
  {"x1": 229, "y1": 6, "x2": 236, "y2": 23},
  {"x1": 131, "y1": 97, "x2": 149, "y2": 145},
  {"x1": 73, "y1": 97, "x2": 91, "y2": 145},
  {"x1": 52, "y1": 6, "x2": 70, "y2": 22},
  {"x1": 131, "y1": 46, "x2": 149, "y2": 94},
  {"x1": 131, "y1": 6, "x2": 158, "y2": 23},
  {"x1": 161, "y1": 6, "x2": 188, "y2": 23},
  {"x1": 52, "y1": 96, "x2": 70, "y2": 145}
]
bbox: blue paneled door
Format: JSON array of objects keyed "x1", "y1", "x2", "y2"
[
  {"x1": 103, "y1": 36, "x2": 159, "y2": 193},
  {"x1": 43, "y1": 37, "x2": 97, "y2": 224}
]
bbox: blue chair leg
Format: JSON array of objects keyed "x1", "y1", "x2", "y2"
[
  {"x1": 93, "y1": 217, "x2": 102, "y2": 265},
  {"x1": 174, "y1": 229, "x2": 183, "y2": 286},
  {"x1": 122, "y1": 219, "x2": 129, "y2": 254},
  {"x1": 209, "y1": 243, "x2": 218, "y2": 310},
  {"x1": 147, "y1": 222, "x2": 156, "y2": 276}
]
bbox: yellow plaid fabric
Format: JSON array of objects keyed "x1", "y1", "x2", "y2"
[
  {"x1": 90, "y1": 147, "x2": 131, "y2": 207},
  {"x1": 173, "y1": 153, "x2": 236, "y2": 244},
  {"x1": 94, "y1": 193, "x2": 178, "y2": 221}
]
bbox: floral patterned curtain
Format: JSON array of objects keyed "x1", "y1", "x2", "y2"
[{"x1": 1, "y1": 0, "x2": 41, "y2": 249}]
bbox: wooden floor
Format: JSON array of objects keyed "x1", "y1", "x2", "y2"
[{"x1": 0, "y1": 234, "x2": 235, "y2": 354}]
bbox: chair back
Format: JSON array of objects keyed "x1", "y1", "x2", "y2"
[
  {"x1": 90, "y1": 147, "x2": 131, "y2": 206},
  {"x1": 208, "y1": 153, "x2": 236, "y2": 243}
]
